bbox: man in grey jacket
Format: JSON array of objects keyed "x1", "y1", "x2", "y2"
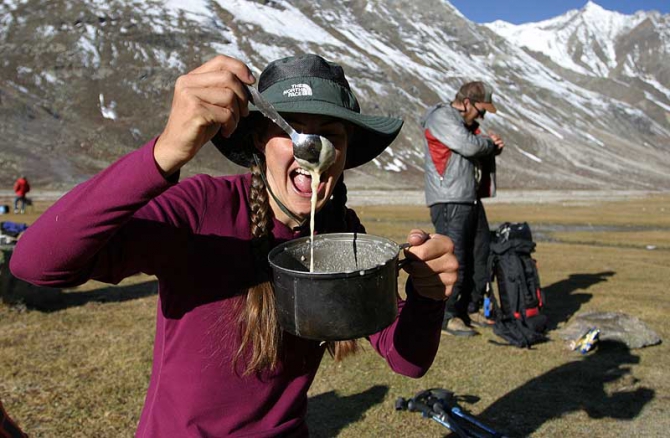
[{"x1": 421, "y1": 81, "x2": 504, "y2": 336}]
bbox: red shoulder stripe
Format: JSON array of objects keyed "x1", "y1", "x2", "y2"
[{"x1": 425, "y1": 129, "x2": 452, "y2": 176}]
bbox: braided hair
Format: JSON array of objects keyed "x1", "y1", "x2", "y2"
[{"x1": 233, "y1": 160, "x2": 280, "y2": 375}]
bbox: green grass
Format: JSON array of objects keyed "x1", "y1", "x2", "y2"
[{"x1": 1, "y1": 195, "x2": 669, "y2": 437}]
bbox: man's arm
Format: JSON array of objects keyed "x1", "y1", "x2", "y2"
[{"x1": 425, "y1": 107, "x2": 495, "y2": 158}]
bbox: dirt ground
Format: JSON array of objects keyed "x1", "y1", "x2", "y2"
[{"x1": 1, "y1": 192, "x2": 668, "y2": 437}]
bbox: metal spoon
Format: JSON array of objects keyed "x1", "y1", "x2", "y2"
[{"x1": 246, "y1": 85, "x2": 335, "y2": 170}]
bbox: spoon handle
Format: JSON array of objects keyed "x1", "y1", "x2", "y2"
[{"x1": 246, "y1": 85, "x2": 299, "y2": 142}]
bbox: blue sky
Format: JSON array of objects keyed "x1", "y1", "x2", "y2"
[{"x1": 448, "y1": 0, "x2": 670, "y2": 24}]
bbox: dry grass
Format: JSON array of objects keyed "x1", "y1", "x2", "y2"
[
  {"x1": 1, "y1": 195, "x2": 669, "y2": 437},
  {"x1": 485, "y1": 194, "x2": 670, "y2": 228}
]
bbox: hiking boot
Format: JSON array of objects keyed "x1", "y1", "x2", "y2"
[
  {"x1": 468, "y1": 311, "x2": 495, "y2": 328},
  {"x1": 442, "y1": 317, "x2": 478, "y2": 337}
]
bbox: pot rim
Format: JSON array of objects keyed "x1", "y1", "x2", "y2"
[{"x1": 267, "y1": 232, "x2": 401, "y2": 279}]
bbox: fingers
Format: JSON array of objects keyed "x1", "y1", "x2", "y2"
[
  {"x1": 154, "y1": 55, "x2": 256, "y2": 176},
  {"x1": 169, "y1": 55, "x2": 255, "y2": 138},
  {"x1": 490, "y1": 134, "x2": 505, "y2": 148},
  {"x1": 189, "y1": 55, "x2": 256, "y2": 85},
  {"x1": 199, "y1": 102, "x2": 240, "y2": 139},
  {"x1": 178, "y1": 87, "x2": 243, "y2": 136},
  {"x1": 408, "y1": 269, "x2": 458, "y2": 301},
  {"x1": 176, "y1": 71, "x2": 249, "y2": 116},
  {"x1": 404, "y1": 232, "x2": 454, "y2": 263},
  {"x1": 402, "y1": 232, "x2": 458, "y2": 301},
  {"x1": 406, "y1": 229, "x2": 429, "y2": 247},
  {"x1": 405, "y1": 251, "x2": 458, "y2": 284}
]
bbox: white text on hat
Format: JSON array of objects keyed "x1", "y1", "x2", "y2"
[{"x1": 283, "y1": 84, "x2": 313, "y2": 97}]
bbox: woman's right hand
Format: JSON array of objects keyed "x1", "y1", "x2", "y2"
[{"x1": 154, "y1": 55, "x2": 256, "y2": 177}]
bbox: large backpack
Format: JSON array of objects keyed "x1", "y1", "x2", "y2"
[{"x1": 488, "y1": 222, "x2": 547, "y2": 348}]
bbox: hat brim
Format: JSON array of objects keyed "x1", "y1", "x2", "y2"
[
  {"x1": 479, "y1": 102, "x2": 497, "y2": 114},
  {"x1": 211, "y1": 101, "x2": 403, "y2": 169}
]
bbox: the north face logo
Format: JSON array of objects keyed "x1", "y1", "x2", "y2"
[{"x1": 283, "y1": 84, "x2": 312, "y2": 97}]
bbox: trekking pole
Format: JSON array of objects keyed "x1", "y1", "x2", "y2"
[
  {"x1": 396, "y1": 389, "x2": 508, "y2": 438},
  {"x1": 396, "y1": 394, "x2": 470, "y2": 437},
  {"x1": 450, "y1": 406, "x2": 506, "y2": 438},
  {"x1": 484, "y1": 282, "x2": 493, "y2": 319}
]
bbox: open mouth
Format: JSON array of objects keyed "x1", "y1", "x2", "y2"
[{"x1": 291, "y1": 167, "x2": 324, "y2": 197}]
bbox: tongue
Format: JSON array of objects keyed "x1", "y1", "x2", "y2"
[{"x1": 293, "y1": 173, "x2": 313, "y2": 193}]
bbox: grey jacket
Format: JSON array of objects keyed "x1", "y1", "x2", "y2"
[{"x1": 421, "y1": 104, "x2": 496, "y2": 206}]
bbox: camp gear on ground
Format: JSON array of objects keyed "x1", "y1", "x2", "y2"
[
  {"x1": 569, "y1": 327, "x2": 601, "y2": 354},
  {"x1": 396, "y1": 388, "x2": 507, "y2": 438},
  {"x1": 487, "y1": 222, "x2": 547, "y2": 348},
  {"x1": 559, "y1": 311, "x2": 662, "y2": 349},
  {"x1": 1, "y1": 222, "x2": 28, "y2": 238}
]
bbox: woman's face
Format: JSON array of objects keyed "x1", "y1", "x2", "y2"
[{"x1": 255, "y1": 113, "x2": 350, "y2": 228}]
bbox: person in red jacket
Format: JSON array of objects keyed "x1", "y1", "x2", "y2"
[{"x1": 13, "y1": 176, "x2": 30, "y2": 214}]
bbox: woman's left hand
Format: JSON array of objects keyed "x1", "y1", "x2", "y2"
[{"x1": 402, "y1": 230, "x2": 458, "y2": 301}]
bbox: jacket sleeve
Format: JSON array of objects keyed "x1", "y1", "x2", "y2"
[
  {"x1": 9, "y1": 138, "x2": 202, "y2": 287},
  {"x1": 367, "y1": 279, "x2": 445, "y2": 378},
  {"x1": 425, "y1": 107, "x2": 495, "y2": 158}
]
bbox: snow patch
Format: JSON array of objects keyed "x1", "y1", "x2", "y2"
[
  {"x1": 582, "y1": 132, "x2": 606, "y2": 147},
  {"x1": 644, "y1": 92, "x2": 670, "y2": 112},
  {"x1": 99, "y1": 94, "x2": 117, "y2": 120},
  {"x1": 208, "y1": 0, "x2": 344, "y2": 47},
  {"x1": 384, "y1": 158, "x2": 406, "y2": 172},
  {"x1": 515, "y1": 147, "x2": 542, "y2": 163}
]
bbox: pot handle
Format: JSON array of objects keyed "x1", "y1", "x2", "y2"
[{"x1": 397, "y1": 243, "x2": 412, "y2": 270}]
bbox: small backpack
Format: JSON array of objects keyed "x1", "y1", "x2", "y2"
[{"x1": 488, "y1": 222, "x2": 547, "y2": 348}]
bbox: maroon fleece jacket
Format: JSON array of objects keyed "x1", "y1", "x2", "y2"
[{"x1": 10, "y1": 138, "x2": 445, "y2": 437}]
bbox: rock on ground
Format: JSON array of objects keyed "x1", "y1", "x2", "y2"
[{"x1": 557, "y1": 311, "x2": 662, "y2": 349}]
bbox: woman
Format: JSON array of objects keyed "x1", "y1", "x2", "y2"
[{"x1": 10, "y1": 54, "x2": 457, "y2": 437}]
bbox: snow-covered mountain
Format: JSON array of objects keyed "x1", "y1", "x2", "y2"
[
  {"x1": 1, "y1": 0, "x2": 669, "y2": 190},
  {"x1": 486, "y1": 1, "x2": 670, "y2": 107},
  {"x1": 487, "y1": 1, "x2": 654, "y2": 77}
]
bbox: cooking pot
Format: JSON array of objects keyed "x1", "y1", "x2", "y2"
[{"x1": 268, "y1": 233, "x2": 405, "y2": 341}]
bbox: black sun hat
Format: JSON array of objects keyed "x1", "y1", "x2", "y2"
[{"x1": 211, "y1": 54, "x2": 404, "y2": 169}]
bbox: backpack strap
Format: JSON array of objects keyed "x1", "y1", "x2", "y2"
[{"x1": 519, "y1": 255, "x2": 543, "y2": 314}]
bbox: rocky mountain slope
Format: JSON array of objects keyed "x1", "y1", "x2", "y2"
[{"x1": 1, "y1": 0, "x2": 668, "y2": 191}]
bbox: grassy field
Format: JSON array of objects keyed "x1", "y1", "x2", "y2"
[{"x1": 1, "y1": 194, "x2": 669, "y2": 437}]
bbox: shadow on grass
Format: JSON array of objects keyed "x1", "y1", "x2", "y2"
[
  {"x1": 471, "y1": 340, "x2": 654, "y2": 438},
  {"x1": 307, "y1": 385, "x2": 388, "y2": 437},
  {"x1": 5, "y1": 278, "x2": 157, "y2": 312},
  {"x1": 543, "y1": 271, "x2": 615, "y2": 331}
]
